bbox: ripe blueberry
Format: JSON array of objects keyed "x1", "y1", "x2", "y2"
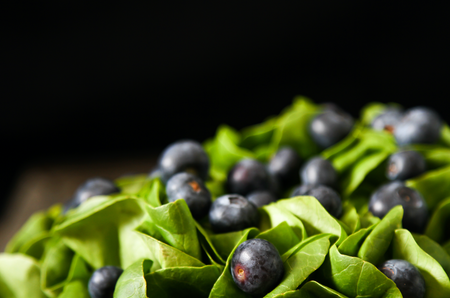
[
  {"x1": 394, "y1": 107, "x2": 442, "y2": 145},
  {"x1": 369, "y1": 182, "x2": 428, "y2": 233},
  {"x1": 209, "y1": 194, "x2": 259, "y2": 233},
  {"x1": 300, "y1": 157, "x2": 337, "y2": 188},
  {"x1": 166, "y1": 172, "x2": 212, "y2": 219},
  {"x1": 371, "y1": 107, "x2": 403, "y2": 133},
  {"x1": 378, "y1": 259, "x2": 425, "y2": 298},
  {"x1": 291, "y1": 184, "x2": 342, "y2": 217},
  {"x1": 231, "y1": 238, "x2": 284, "y2": 297},
  {"x1": 157, "y1": 140, "x2": 210, "y2": 183},
  {"x1": 268, "y1": 147, "x2": 301, "y2": 189},
  {"x1": 309, "y1": 108, "x2": 354, "y2": 149},
  {"x1": 386, "y1": 150, "x2": 426, "y2": 181},
  {"x1": 88, "y1": 266, "x2": 123, "y2": 298},
  {"x1": 227, "y1": 159, "x2": 274, "y2": 196},
  {"x1": 247, "y1": 190, "x2": 277, "y2": 208}
]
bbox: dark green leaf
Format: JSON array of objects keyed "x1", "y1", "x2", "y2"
[
  {"x1": 321, "y1": 245, "x2": 402, "y2": 298},
  {"x1": 261, "y1": 203, "x2": 307, "y2": 241},
  {"x1": 265, "y1": 235, "x2": 332, "y2": 297},
  {"x1": 406, "y1": 165, "x2": 450, "y2": 210},
  {"x1": 296, "y1": 281, "x2": 349, "y2": 298},
  {"x1": 413, "y1": 145, "x2": 450, "y2": 170},
  {"x1": 144, "y1": 265, "x2": 221, "y2": 297},
  {"x1": 393, "y1": 229, "x2": 450, "y2": 297},
  {"x1": 240, "y1": 117, "x2": 277, "y2": 150},
  {"x1": 424, "y1": 197, "x2": 450, "y2": 243},
  {"x1": 321, "y1": 124, "x2": 362, "y2": 161},
  {"x1": 208, "y1": 230, "x2": 254, "y2": 264},
  {"x1": 338, "y1": 224, "x2": 377, "y2": 257},
  {"x1": 195, "y1": 222, "x2": 226, "y2": 265},
  {"x1": 0, "y1": 253, "x2": 46, "y2": 298},
  {"x1": 209, "y1": 228, "x2": 260, "y2": 298},
  {"x1": 358, "y1": 206, "x2": 403, "y2": 265},
  {"x1": 256, "y1": 221, "x2": 301, "y2": 256},
  {"x1": 339, "y1": 202, "x2": 360, "y2": 234},
  {"x1": 276, "y1": 196, "x2": 347, "y2": 245},
  {"x1": 413, "y1": 234, "x2": 450, "y2": 277},
  {"x1": 114, "y1": 258, "x2": 152, "y2": 298},
  {"x1": 57, "y1": 280, "x2": 90, "y2": 298},
  {"x1": 440, "y1": 124, "x2": 450, "y2": 147}
]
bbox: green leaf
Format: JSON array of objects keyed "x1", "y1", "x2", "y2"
[
  {"x1": 209, "y1": 228, "x2": 260, "y2": 298},
  {"x1": 53, "y1": 196, "x2": 148, "y2": 269},
  {"x1": 142, "y1": 199, "x2": 202, "y2": 261},
  {"x1": 276, "y1": 196, "x2": 347, "y2": 245},
  {"x1": 321, "y1": 124, "x2": 362, "y2": 161},
  {"x1": 144, "y1": 265, "x2": 221, "y2": 297},
  {"x1": 194, "y1": 222, "x2": 226, "y2": 265},
  {"x1": 424, "y1": 197, "x2": 450, "y2": 243},
  {"x1": 412, "y1": 145, "x2": 450, "y2": 170},
  {"x1": 321, "y1": 245, "x2": 402, "y2": 298},
  {"x1": 406, "y1": 165, "x2": 450, "y2": 210},
  {"x1": 0, "y1": 253, "x2": 46, "y2": 298},
  {"x1": 261, "y1": 203, "x2": 307, "y2": 241},
  {"x1": 296, "y1": 281, "x2": 349, "y2": 298},
  {"x1": 115, "y1": 174, "x2": 149, "y2": 195},
  {"x1": 114, "y1": 258, "x2": 152, "y2": 298},
  {"x1": 338, "y1": 224, "x2": 377, "y2": 257},
  {"x1": 57, "y1": 280, "x2": 90, "y2": 298},
  {"x1": 339, "y1": 202, "x2": 360, "y2": 234},
  {"x1": 256, "y1": 221, "x2": 301, "y2": 256},
  {"x1": 265, "y1": 235, "x2": 332, "y2": 297},
  {"x1": 358, "y1": 206, "x2": 403, "y2": 265},
  {"x1": 440, "y1": 123, "x2": 450, "y2": 147},
  {"x1": 208, "y1": 230, "x2": 250, "y2": 263},
  {"x1": 413, "y1": 234, "x2": 450, "y2": 277},
  {"x1": 393, "y1": 229, "x2": 450, "y2": 297},
  {"x1": 18, "y1": 233, "x2": 51, "y2": 260},
  {"x1": 240, "y1": 117, "x2": 277, "y2": 150},
  {"x1": 360, "y1": 102, "x2": 391, "y2": 126},
  {"x1": 136, "y1": 177, "x2": 165, "y2": 207}
]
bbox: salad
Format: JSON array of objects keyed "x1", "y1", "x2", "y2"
[{"x1": 1, "y1": 97, "x2": 450, "y2": 298}]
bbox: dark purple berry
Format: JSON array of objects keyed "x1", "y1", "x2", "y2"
[
  {"x1": 394, "y1": 107, "x2": 442, "y2": 145},
  {"x1": 247, "y1": 191, "x2": 277, "y2": 208},
  {"x1": 300, "y1": 157, "x2": 337, "y2": 188},
  {"x1": 227, "y1": 159, "x2": 273, "y2": 196},
  {"x1": 387, "y1": 150, "x2": 426, "y2": 181},
  {"x1": 88, "y1": 266, "x2": 123, "y2": 298},
  {"x1": 268, "y1": 147, "x2": 301, "y2": 189},
  {"x1": 371, "y1": 107, "x2": 403, "y2": 133},
  {"x1": 309, "y1": 108, "x2": 354, "y2": 149},
  {"x1": 378, "y1": 259, "x2": 425, "y2": 298}
]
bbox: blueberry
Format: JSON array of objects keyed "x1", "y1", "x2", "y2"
[
  {"x1": 247, "y1": 191, "x2": 277, "y2": 208},
  {"x1": 166, "y1": 172, "x2": 212, "y2": 219},
  {"x1": 369, "y1": 182, "x2": 428, "y2": 233},
  {"x1": 378, "y1": 259, "x2": 425, "y2": 298},
  {"x1": 88, "y1": 266, "x2": 123, "y2": 298},
  {"x1": 300, "y1": 157, "x2": 337, "y2": 188},
  {"x1": 231, "y1": 239, "x2": 284, "y2": 297},
  {"x1": 64, "y1": 177, "x2": 120, "y2": 212},
  {"x1": 209, "y1": 194, "x2": 259, "y2": 233},
  {"x1": 290, "y1": 184, "x2": 315, "y2": 197},
  {"x1": 268, "y1": 147, "x2": 301, "y2": 189},
  {"x1": 157, "y1": 140, "x2": 210, "y2": 183},
  {"x1": 298, "y1": 185, "x2": 342, "y2": 217},
  {"x1": 371, "y1": 107, "x2": 403, "y2": 133},
  {"x1": 227, "y1": 159, "x2": 273, "y2": 196},
  {"x1": 394, "y1": 107, "x2": 442, "y2": 145},
  {"x1": 309, "y1": 108, "x2": 354, "y2": 149},
  {"x1": 387, "y1": 150, "x2": 426, "y2": 181}
]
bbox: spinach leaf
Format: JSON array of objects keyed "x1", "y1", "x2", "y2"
[
  {"x1": 265, "y1": 235, "x2": 332, "y2": 297},
  {"x1": 0, "y1": 253, "x2": 46, "y2": 298},
  {"x1": 338, "y1": 224, "x2": 377, "y2": 257},
  {"x1": 53, "y1": 196, "x2": 148, "y2": 269},
  {"x1": 19, "y1": 233, "x2": 51, "y2": 260},
  {"x1": 143, "y1": 199, "x2": 202, "y2": 261},
  {"x1": 339, "y1": 202, "x2": 360, "y2": 234},
  {"x1": 136, "y1": 177, "x2": 165, "y2": 207},
  {"x1": 358, "y1": 206, "x2": 403, "y2": 265},
  {"x1": 440, "y1": 124, "x2": 450, "y2": 147},
  {"x1": 240, "y1": 117, "x2": 277, "y2": 150},
  {"x1": 321, "y1": 124, "x2": 361, "y2": 161},
  {"x1": 406, "y1": 165, "x2": 450, "y2": 210},
  {"x1": 144, "y1": 265, "x2": 221, "y2": 297},
  {"x1": 393, "y1": 229, "x2": 450, "y2": 297},
  {"x1": 195, "y1": 222, "x2": 226, "y2": 265},
  {"x1": 276, "y1": 196, "x2": 347, "y2": 245},
  {"x1": 114, "y1": 258, "x2": 152, "y2": 298},
  {"x1": 321, "y1": 245, "x2": 402, "y2": 298},
  {"x1": 296, "y1": 281, "x2": 349, "y2": 298},
  {"x1": 413, "y1": 234, "x2": 450, "y2": 276},
  {"x1": 115, "y1": 174, "x2": 149, "y2": 195},
  {"x1": 57, "y1": 280, "x2": 90, "y2": 298},
  {"x1": 209, "y1": 228, "x2": 260, "y2": 298},
  {"x1": 261, "y1": 203, "x2": 307, "y2": 241},
  {"x1": 412, "y1": 145, "x2": 450, "y2": 170},
  {"x1": 424, "y1": 197, "x2": 450, "y2": 243},
  {"x1": 208, "y1": 230, "x2": 252, "y2": 263},
  {"x1": 256, "y1": 221, "x2": 301, "y2": 256},
  {"x1": 359, "y1": 102, "x2": 391, "y2": 126}
]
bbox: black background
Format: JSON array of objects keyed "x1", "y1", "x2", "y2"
[{"x1": 2, "y1": 1, "x2": 449, "y2": 212}]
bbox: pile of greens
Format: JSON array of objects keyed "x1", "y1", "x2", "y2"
[{"x1": 1, "y1": 97, "x2": 450, "y2": 298}]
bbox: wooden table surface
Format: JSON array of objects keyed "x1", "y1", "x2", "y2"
[{"x1": 0, "y1": 156, "x2": 157, "y2": 251}]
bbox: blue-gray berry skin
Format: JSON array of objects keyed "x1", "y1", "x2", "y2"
[
  {"x1": 298, "y1": 185, "x2": 342, "y2": 217},
  {"x1": 369, "y1": 182, "x2": 428, "y2": 233},
  {"x1": 227, "y1": 159, "x2": 273, "y2": 196},
  {"x1": 378, "y1": 259, "x2": 425, "y2": 298},
  {"x1": 268, "y1": 147, "x2": 301, "y2": 189},
  {"x1": 247, "y1": 191, "x2": 277, "y2": 208},
  {"x1": 290, "y1": 184, "x2": 315, "y2": 197},
  {"x1": 158, "y1": 140, "x2": 210, "y2": 183},
  {"x1": 394, "y1": 107, "x2": 442, "y2": 146},
  {"x1": 387, "y1": 151, "x2": 426, "y2": 181},
  {"x1": 88, "y1": 266, "x2": 123, "y2": 298},
  {"x1": 309, "y1": 109, "x2": 354, "y2": 149},
  {"x1": 64, "y1": 178, "x2": 120, "y2": 213},
  {"x1": 209, "y1": 194, "x2": 259, "y2": 233},
  {"x1": 166, "y1": 172, "x2": 211, "y2": 219},
  {"x1": 231, "y1": 239, "x2": 284, "y2": 297},
  {"x1": 300, "y1": 157, "x2": 337, "y2": 188},
  {"x1": 371, "y1": 108, "x2": 403, "y2": 132}
]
